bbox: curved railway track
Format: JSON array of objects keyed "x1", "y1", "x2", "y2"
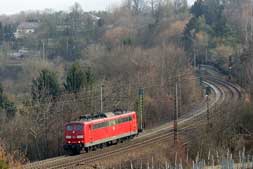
[
  {"x1": 179, "y1": 77, "x2": 242, "y2": 132},
  {"x1": 22, "y1": 67, "x2": 243, "y2": 169}
]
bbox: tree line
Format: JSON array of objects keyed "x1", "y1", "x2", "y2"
[
  {"x1": 32, "y1": 63, "x2": 95, "y2": 102},
  {"x1": 183, "y1": 0, "x2": 253, "y2": 94},
  {"x1": 0, "y1": 0, "x2": 205, "y2": 163}
]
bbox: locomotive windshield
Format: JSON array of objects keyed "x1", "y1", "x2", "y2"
[
  {"x1": 66, "y1": 125, "x2": 73, "y2": 131},
  {"x1": 66, "y1": 124, "x2": 83, "y2": 131},
  {"x1": 76, "y1": 124, "x2": 83, "y2": 131}
]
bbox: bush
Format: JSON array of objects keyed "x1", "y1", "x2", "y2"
[{"x1": 187, "y1": 101, "x2": 253, "y2": 159}]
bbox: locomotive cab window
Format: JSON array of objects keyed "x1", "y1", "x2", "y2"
[
  {"x1": 76, "y1": 124, "x2": 83, "y2": 131},
  {"x1": 66, "y1": 125, "x2": 73, "y2": 131}
]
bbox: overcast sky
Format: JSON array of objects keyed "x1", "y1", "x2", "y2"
[{"x1": 0, "y1": 0, "x2": 196, "y2": 15}]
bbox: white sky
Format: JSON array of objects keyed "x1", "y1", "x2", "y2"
[{"x1": 0, "y1": 0, "x2": 196, "y2": 15}]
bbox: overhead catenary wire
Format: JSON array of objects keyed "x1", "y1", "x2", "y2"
[{"x1": 4, "y1": 71, "x2": 198, "y2": 112}]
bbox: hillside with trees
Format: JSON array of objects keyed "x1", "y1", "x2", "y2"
[{"x1": 0, "y1": 0, "x2": 253, "y2": 168}]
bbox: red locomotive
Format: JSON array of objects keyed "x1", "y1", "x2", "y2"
[{"x1": 63, "y1": 111, "x2": 138, "y2": 154}]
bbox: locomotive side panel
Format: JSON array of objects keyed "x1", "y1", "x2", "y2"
[
  {"x1": 131, "y1": 113, "x2": 138, "y2": 133},
  {"x1": 85, "y1": 112, "x2": 138, "y2": 147},
  {"x1": 83, "y1": 123, "x2": 91, "y2": 145},
  {"x1": 64, "y1": 111, "x2": 139, "y2": 153},
  {"x1": 90, "y1": 120, "x2": 109, "y2": 145}
]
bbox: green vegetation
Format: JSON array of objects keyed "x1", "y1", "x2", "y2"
[
  {"x1": 32, "y1": 69, "x2": 60, "y2": 101},
  {"x1": 84, "y1": 67, "x2": 95, "y2": 88},
  {"x1": 0, "y1": 83, "x2": 16, "y2": 119},
  {"x1": 183, "y1": 0, "x2": 239, "y2": 68},
  {"x1": 0, "y1": 0, "x2": 203, "y2": 161},
  {"x1": 64, "y1": 63, "x2": 85, "y2": 93},
  {"x1": 0, "y1": 22, "x2": 16, "y2": 43},
  {"x1": 183, "y1": 0, "x2": 253, "y2": 96},
  {"x1": 0, "y1": 144, "x2": 23, "y2": 169},
  {"x1": 0, "y1": 0, "x2": 252, "y2": 164},
  {"x1": 0, "y1": 160, "x2": 8, "y2": 169}
]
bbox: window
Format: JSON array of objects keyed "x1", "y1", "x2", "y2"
[
  {"x1": 117, "y1": 116, "x2": 132, "y2": 124},
  {"x1": 129, "y1": 116, "x2": 133, "y2": 121},
  {"x1": 109, "y1": 119, "x2": 116, "y2": 126},
  {"x1": 92, "y1": 116, "x2": 133, "y2": 130},
  {"x1": 76, "y1": 124, "x2": 83, "y2": 131},
  {"x1": 66, "y1": 125, "x2": 73, "y2": 131},
  {"x1": 93, "y1": 121, "x2": 108, "y2": 130},
  {"x1": 66, "y1": 124, "x2": 83, "y2": 131}
]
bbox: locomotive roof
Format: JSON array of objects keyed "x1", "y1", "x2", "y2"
[
  {"x1": 66, "y1": 111, "x2": 135, "y2": 125},
  {"x1": 80, "y1": 111, "x2": 134, "y2": 121}
]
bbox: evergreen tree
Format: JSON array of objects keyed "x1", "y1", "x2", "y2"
[
  {"x1": 183, "y1": 17, "x2": 198, "y2": 49},
  {"x1": 204, "y1": 0, "x2": 224, "y2": 26},
  {"x1": 32, "y1": 69, "x2": 60, "y2": 101},
  {"x1": 64, "y1": 63, "x2": 85, "y2": 93},
  {"x1": 191, "y1": 0, "x2": 205, "y2": 17},
  {"x1": 0, "y1": 83, "x2": 16, "y2": 119}
]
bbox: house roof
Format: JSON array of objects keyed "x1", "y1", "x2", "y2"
[{"x1": 17, "y1": 22, "x2": 39, "y2": 30}]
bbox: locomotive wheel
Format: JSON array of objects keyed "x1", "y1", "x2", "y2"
[
  {"x1": 67, "y1": 149, "x2": 75, "y2": 155},
  {"x1": 99, "y1": 144, "x2": 103, "y2": 149},
  {"x1": 92, "y1": 146, "x2": 96, "y2": 151},
  {"x1": 75, "y1": 149, "x2": 80, "y2": 155},
  {"x1": 68, "y1": 148, "x2": 80, "y2": 155},
  {"x1": 84, "y1": 147, "x2": 90, "y2": 153}
]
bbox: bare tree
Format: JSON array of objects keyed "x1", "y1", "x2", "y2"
[
  {"x1": 68, "y1": 2, "x2": 83, "y2": 36},
  {"x1": 131, "y1": 0, "x2": 145, "y2": 14}
]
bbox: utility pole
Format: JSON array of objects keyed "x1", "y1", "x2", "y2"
[
  {"x1": 178, "y1": 77, "x2": 182, "y2": 117},
  {"x1": 100, "y1": 84, "x2": 104, "y2": 112},
  {"x1": 206, "y1": 86, "x2": 211, "y2": 129},
  {"x1": 205, "y1": 48, "x2": 208, "y2": 64},
  {"x1": 138, "y1": 87, "x2": 144, "y2": 132},
  {"x1": 174, "y1": 81, "x2": 178, "y2": 145},
  {"x1": 66, "y1": 38, "x2": 69, "y2": 58},
  {"x1": 228, "y1": 56, "x2": 232, "y2": 80},
  {"x1": 206, "y1": 94, "x2": 210, "y2": 125},
  {"x1": 194, "y1": 48, "x2": 197, "y2": 70},
  {"x1": 42, "y1": 40, "x2": 45, "y2": 61}
]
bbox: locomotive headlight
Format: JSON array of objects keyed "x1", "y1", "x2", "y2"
[
  {"x1": 66, "y1": 136, "x2": 71, "y2": 139},
  {"x1": 77, "y1": 135, "x2": 84, "y2": 139}
]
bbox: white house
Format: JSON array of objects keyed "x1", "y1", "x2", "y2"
[{"x1": 14, "y1": 22, "x2": 40, "y2": 39}]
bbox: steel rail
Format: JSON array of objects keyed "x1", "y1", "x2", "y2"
[{"x1": 22, "y1": 69, "x2": 242, "y2": 169}]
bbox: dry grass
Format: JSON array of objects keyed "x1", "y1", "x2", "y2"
[
  {"x1": 80, "y1": 137, "x2": 191, "y2": 169},
  {"x1": 0, "y1": 142, "x2": 25, "y2": 169}
]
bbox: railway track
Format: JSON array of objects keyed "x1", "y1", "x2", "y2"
[
  {"x1": 22, "y1": 67, "x2": 243, "y2": 169},
  {"x1": 179, "y1": 65, "x2": 243, "y2": 133}
]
